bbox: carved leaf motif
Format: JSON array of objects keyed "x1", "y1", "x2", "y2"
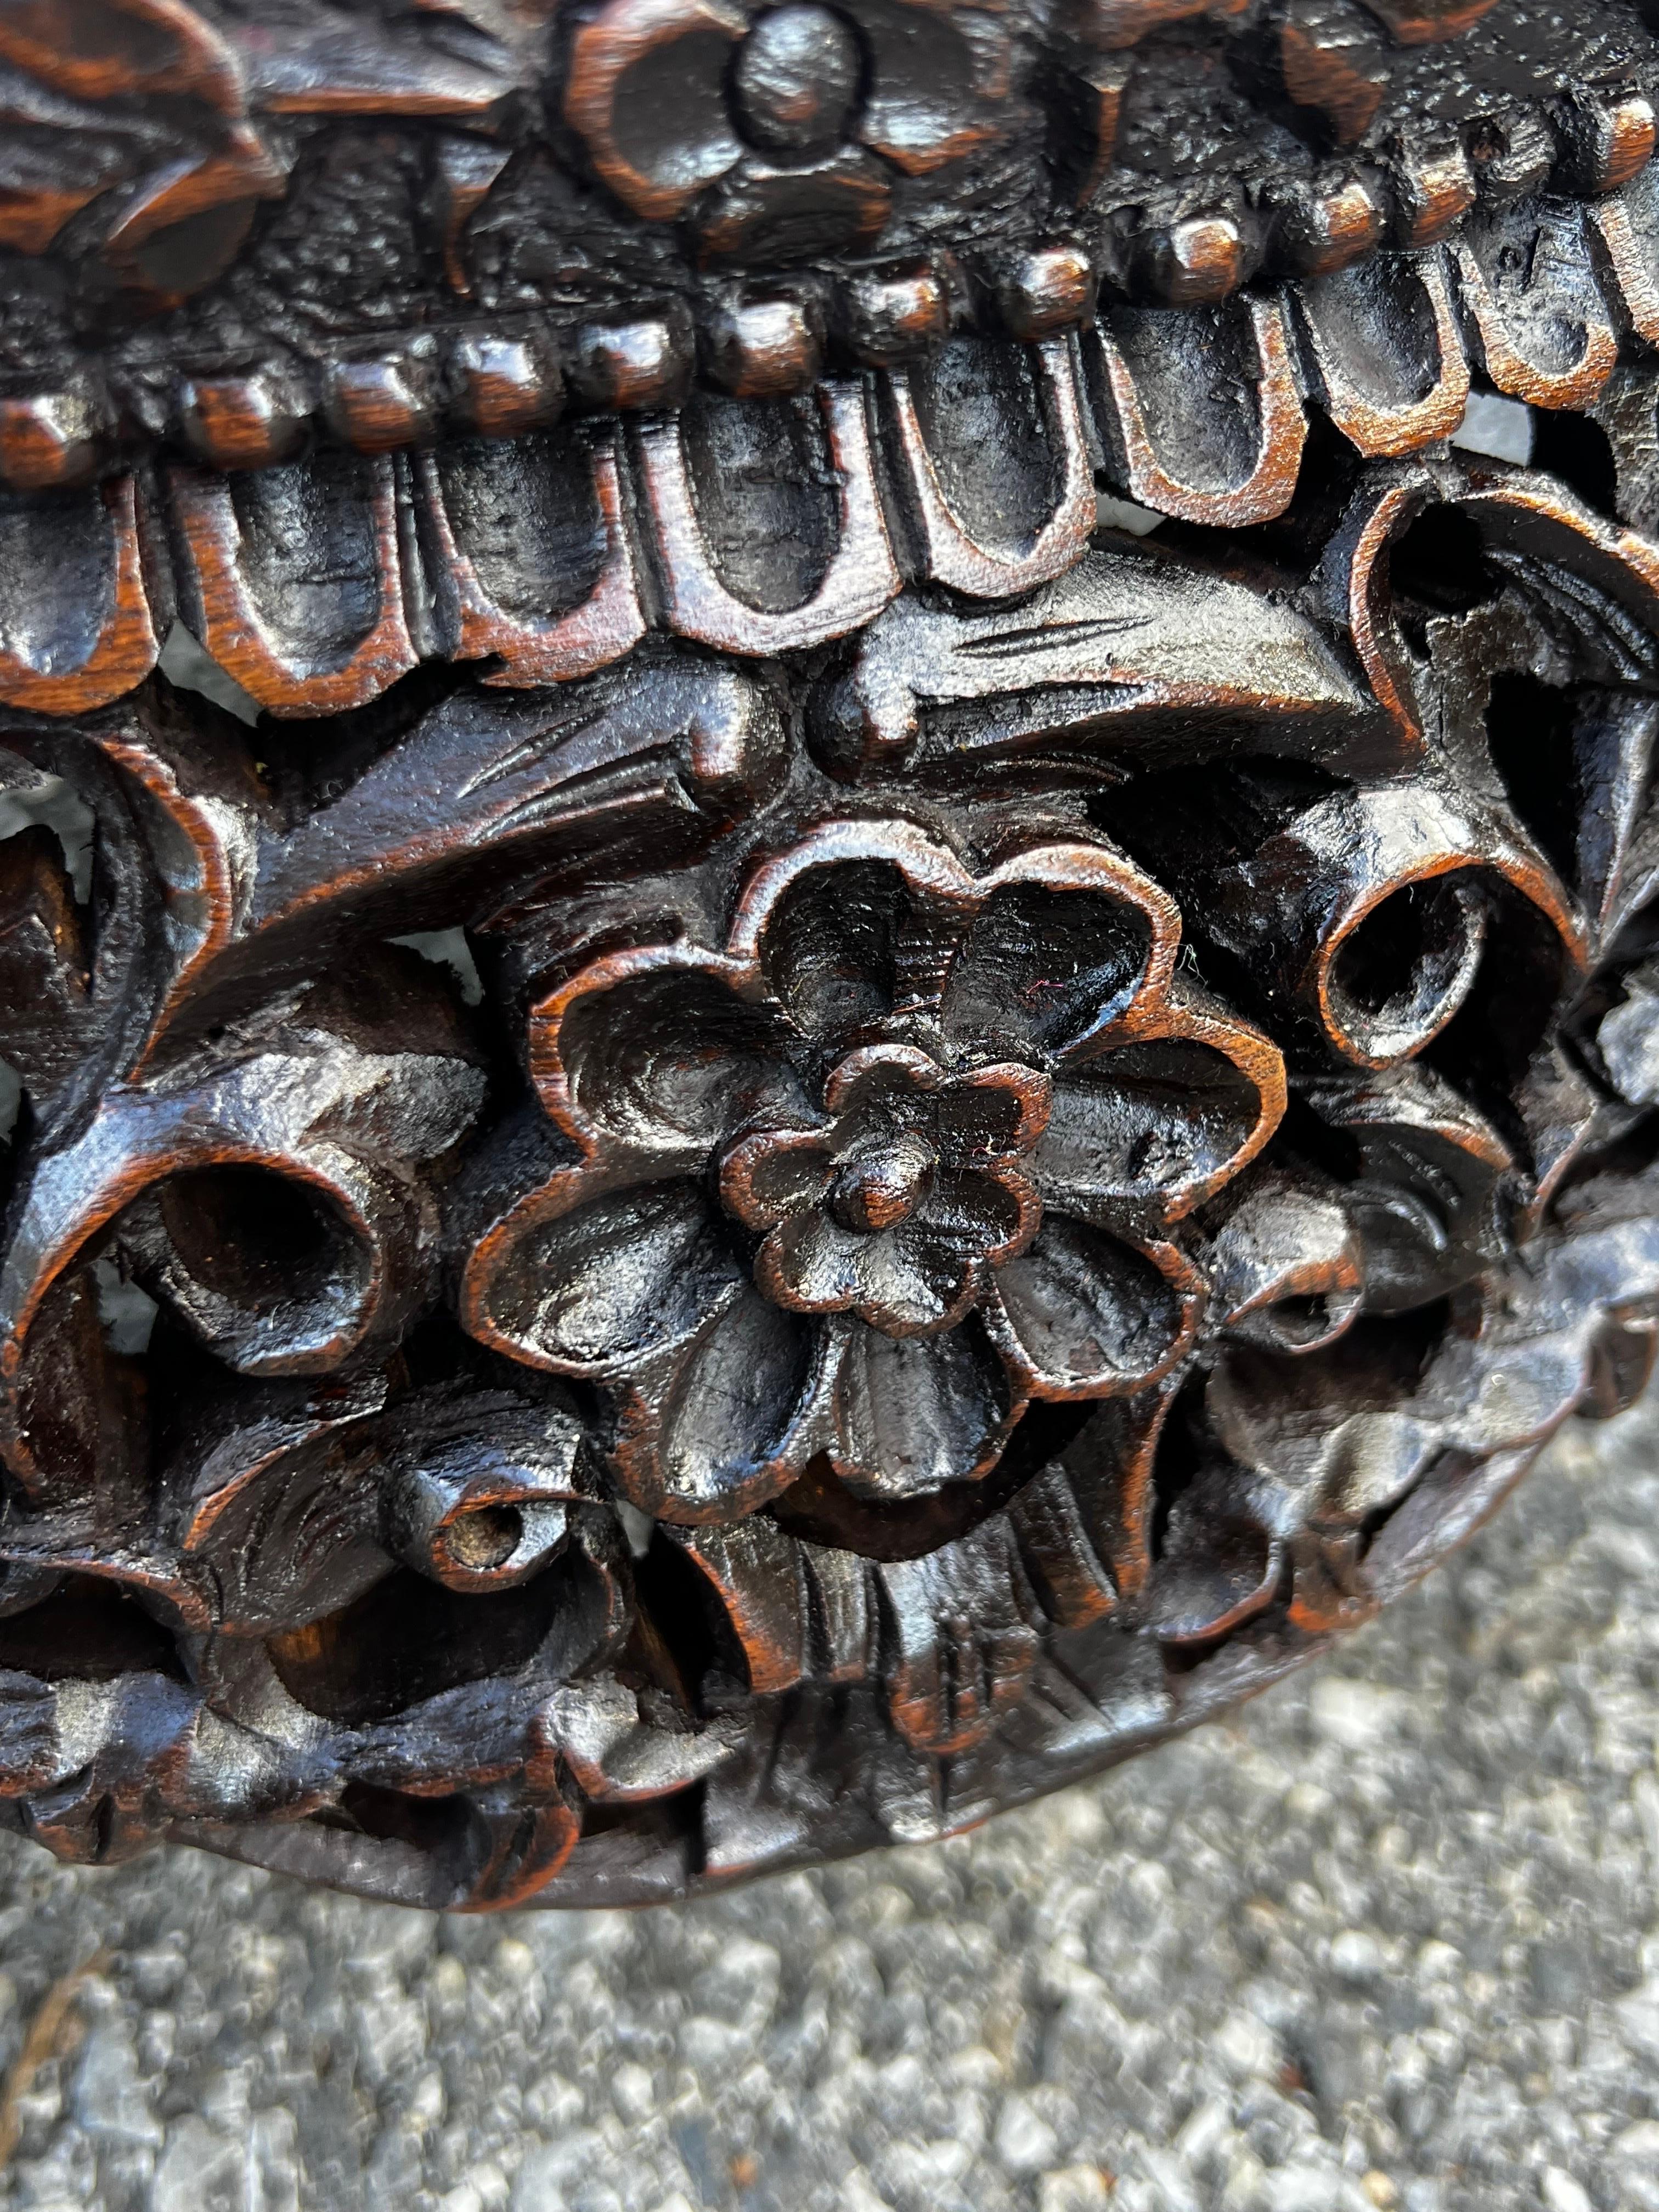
[
  {"x1": 812, "y1": 542, "x2": 1370, "y2": 777},
  {"x1": 877, "y1": 1519, "x2": 1040, "y2": 1756}
]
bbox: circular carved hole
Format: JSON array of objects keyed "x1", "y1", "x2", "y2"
[
  {"x1": 1326, "y1": 874, "x2": 1484, "y2": 1063},
  {"x1": 444, "y1": 1503, "x2": 523, "y2": 1573},
  {"x1": 156, "y1": 1166, "x2": 345, "y2": 1313}
]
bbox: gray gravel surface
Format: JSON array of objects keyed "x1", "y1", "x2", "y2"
[{"x1": 4, "y1": 1397, "x2": 1659, "y2": 2212}]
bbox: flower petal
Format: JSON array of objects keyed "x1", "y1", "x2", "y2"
[
  {"x1": 564, "y1": 0, "x2": 743, "y2": 223},
  {"x1": 1207, "y1": 1329, "x2": 1439, "y2": 1522},
  {"x1": 860, "y1": 1218, "x2": 981, "y2": 1336},
  {"x1": 0, "y1": 0, "x2": 244, "y2": 113},
  {"x1": 857, "y1": 7, "x2": 1008, "y2": 176},
  {"x1": 1204, "y1": 1172, "x2": 1364, "y2": 1355},
  {"x1": 935, "y1": 1063, "x2": 1052, "y2": 1163},
  {"x1": 719, "y1": 1128, "x2": 833, "y2": 1231},
  {"x1": 940, "y1": 881, "x2": 1160, "y2": 1062},
  {"x1": 1035, "y1": 1037, "x2": 1275, "y2": 1229},
  {"x1": 751, "y1": 853, "x2": 924, "y2": 1043},
  {"x1": 755, "y1": 1208, "x2": 864, "y2": 1314},
  {"x1": 821, "y1": 1041, "x2": 940, "y2": 1123},
  {"x1": 1150, "y1": 1476, "x2": 1283, "y2": 1648},
  {"x1": 697, "y1": 149, "x2": 891, "y2": 263},
  {"x1": 987, "y1": 1215, "x2": 1198, "y2": 1398},
  {"x1": 932, "y1": 1165, "x2": 1040, "y2": 1268},
  {"x1": 832, "y1": 1318, "x2": 1015, "y2": 1500},
  {"x1": 482, "y1": 1181, "x2": 741, "y2": 1373},
  {"x1": 653, "y1": 1285, "x2": 817, "y2": 1520},
  {"x1": 555, "y1": 963, "x2": 798, "y2": 1152}
]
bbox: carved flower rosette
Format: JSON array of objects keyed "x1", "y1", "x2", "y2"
[
  {"x1": 563, "y1": 0, "x2": 1017, "y2": 261},
  {"x1": 464, "y1": 819, "x2": 1284, "y2": 1519}
]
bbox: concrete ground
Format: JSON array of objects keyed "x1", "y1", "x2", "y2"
[{"x1": 3, "y1": 1396, "x2": 1659, "y2": 2212}]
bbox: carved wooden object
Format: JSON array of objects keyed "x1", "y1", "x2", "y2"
[{"x1": 4, "y1": 0, "x2": 1659, "y2": 1908}]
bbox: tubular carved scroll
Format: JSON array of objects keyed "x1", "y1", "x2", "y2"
[{"x1": 5, "y1": 0, "x2": 1659, "y2": 1907}]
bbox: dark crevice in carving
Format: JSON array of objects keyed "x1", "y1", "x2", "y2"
[
  {"x1": 1485, "y1": 671, "x2": 1586, "y2": 891},
  {"x1": 767, "y1": 1397, "x2": 1096, "y2": 1562},
  {"x1": 1427, "y1": 882, "x2": 1573, "y2": 1123},
  {"x1": 625, "y1": 1531, "x2": 732, "y2": 1715},
  {"x1": 0, "y1": 1578, "x2": 184, "y2": 1683},
  {"x1": 267, "y1": 1566, "x2": 567, "y2": 1727},
  {"x1": 1146, "y1": 1369, "x2": 1207, "y2": 1571},
  {"x1": 1386, "y1": 504, "x2": 1501, "y2": 635},
  {"x1": 1532, "y1": 410, "x2": 1622, "y2": 522},
  {"x1": 333, "y1": 1783, "x2": 475, "y2": 1856}
]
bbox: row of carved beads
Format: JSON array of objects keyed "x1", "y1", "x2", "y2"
[
  {"x1": 10, "y1": 202, "x2": 1659, "y2": 720},
  {"x1": 8, "y1": 114, "x2": 1659, "y2": 498},
  {"x1": 1, "y1": 0, "x2": 1654, "y2": 497}
]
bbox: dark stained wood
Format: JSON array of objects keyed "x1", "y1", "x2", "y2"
[{"x1": 3, "y1": 0, "x2": 1659, "y2": 1910}]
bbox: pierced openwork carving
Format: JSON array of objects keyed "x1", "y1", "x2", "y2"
[{"x1": 4, "y1": 0, "x2": 1659, "y2": 1909}]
